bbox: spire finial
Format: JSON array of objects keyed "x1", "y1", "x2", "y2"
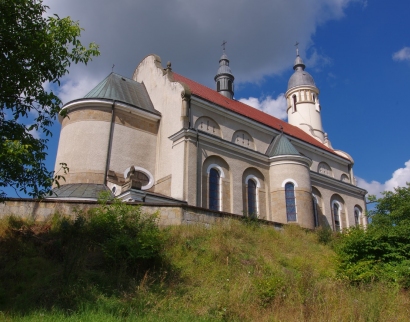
[
  {"x1": 295, "y1": 42, "x2": 299, "y2": 56},
  {"x1": 112, "y1": 64, "x2": 115, "y2": 72},
  {"x1": 222, "y1": 40, "x2": 227, "y2": 52}
]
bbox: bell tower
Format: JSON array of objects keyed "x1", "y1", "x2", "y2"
[
  {"x1": 285, "y1": 45, "x2": 324, "y2": 143},
  {"x1": 214, "y1": 41, "x2": 235, "y2": 99}
]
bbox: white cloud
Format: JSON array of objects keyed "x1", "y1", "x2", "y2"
[
  {"x1": 28, "y1": 127, "x2": 41, "y2": 139},
  {"x1": 42, "y1": 0, "x2": 358, "y2": 88},
  {"x1": 357, "y1": 159, "x2": 410, "y2": 198},
  {"x1": 239, "y1": 94, "x2": 287, "y2": 120},
  {"x1": 392, "y1": 47, "x2": 410, "y2": 62},
  {"x1": 58, "y1": 74, "x2": 101, "y2": 105},
  {"x1": 305, "y1": 48, "x2": 332, "y2": 71}
]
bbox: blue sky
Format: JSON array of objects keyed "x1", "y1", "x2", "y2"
[{"x1": 9, "y1": 0, "x2": 410, "y2": 198}]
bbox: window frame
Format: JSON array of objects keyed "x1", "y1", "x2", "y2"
[
  {"x1": 206, "y1": 164, "x2": 225, "y2": 212},
  {"x1": 331, "y1": 200, "x2": 342, "y2": 232},
  {"x1": 354, "y1": 207, "x2": 361, "y2": 226},
  {"x1": 245, "y1": 175, "x2": 260, "y2": 217},
  {"x1": 123, "y1": 166, "x2": 154, "y2": 190},
  {"x1": 312, "y1": 194, "x2": 319, "y2": 227},
  {"x1": 284, "y1": 181, "x2": 297, "y2": 222}
]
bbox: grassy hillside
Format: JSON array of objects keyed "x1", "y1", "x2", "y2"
[{"x1": 0, "y1": 207, "x2": 409, "y2": 321}]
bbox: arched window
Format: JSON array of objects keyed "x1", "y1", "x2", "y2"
[
  {"x1": 354, "y1": 207, "x2": 361, "y2": 226},
  {"x1": 217, "y1": 81, "x2": 220, "y2": 92},
  {"x1": 318, "y1": 162, "x2": 333, "y2": 177},
  {"x1": 332, "y1": 202, "x2": 341, "y2": 232},
  {"x1": 285, "y1": 182, "x2": 297, "y2": 221},
  {"x1": 312, "y1": 94, "x2": 316, "y2": 103},
  {"x1": 292, "y1": 95, "x2": 297, "y2": 112},
  {"x1": 312, "y1": 195, "x2": 319, "y2": 227},
  {"x1": 209, "y1": 168, "x2": 221, "y2": 211},
  {"x1": 228, "y1": 80, "x2": 232, "y2": 92},
  {"x1": 247, "y1": 179, "x2": 257, "y2": 216}
]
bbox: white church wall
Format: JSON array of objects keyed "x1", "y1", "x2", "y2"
[
  {"x1": 133, "y1": 55, "x2": 186, "y2": 186},
  {"x1": 190, "y1": 101, "x2": 274, "y2": 154},
  {"x1": 55, "y1": 109, "x2": 111, "y2": 184},
  {"x1": 108, "y1": 119, "x2": 157, "y2": 180}
]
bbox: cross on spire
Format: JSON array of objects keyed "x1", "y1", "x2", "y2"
[
  {"x1": 295, "y1": 41, "x2": 299, "y2": 56},
  {"x1": 222, "y1": 40, "x2": 227, "y2": 52}
]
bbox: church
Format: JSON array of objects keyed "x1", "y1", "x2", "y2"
[{"x1": 51, "y1": 48, "x2": 367, "y2": 231}]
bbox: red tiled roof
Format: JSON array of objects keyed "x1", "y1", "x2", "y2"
[{"x1": 173, "y1": 72, "x2": 344, "y2": 159}]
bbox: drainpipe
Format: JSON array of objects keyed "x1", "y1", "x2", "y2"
[{"x1": 104, "y1": 100, "x2": 116, "y2": 185}]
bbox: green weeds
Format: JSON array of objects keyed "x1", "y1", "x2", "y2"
[{"x1": 0, "y1": 206, "x2": 409, "y2": 321}]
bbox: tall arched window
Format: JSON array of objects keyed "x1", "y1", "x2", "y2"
[
  {"x1": 247, "y1": 179, "x2": 257, "y2": 216},
  {"x1": 292, "y1": 95, "x2": 297, "y2": 112},
  {"x1": 285, "y1": 182, "x2": 297, "y2": 221},
  {"x1": 354, "y1": 207, "x2": 361, "y2": 226},
  {"x1": 209, "y1": 168, "x2": 220, "y2": 211},
  {"x1": 312, "y1": 195, "x2": 319, "y2": 227},
  {"x1": 333, "y1": 202, "x2": 341, "y2": 232},
  {"x1": 217, "y1": 81, "x2": 221, "y2": 92},
  {"x1": 228, "y1": 80, "x2": 232, "y2": 92}
]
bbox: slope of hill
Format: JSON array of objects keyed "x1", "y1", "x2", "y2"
[{"x1": 0, "y1": 206, "x2": 408, "y2": 321}]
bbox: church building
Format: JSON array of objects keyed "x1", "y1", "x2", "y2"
[{"x1": 51, "y1": 48, "x2": 367, "y2": 231}]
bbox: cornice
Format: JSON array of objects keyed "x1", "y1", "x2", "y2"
[
  {"x1": 310, "y1": 172, "x2": 367, "y2": 196},
  {"x1": 269, "y1": 154, "x2": 312, "y2": 168},
  {"x1": 60, "y1": 99, "x2": 161, "y2": 123},
  {"x1": 169, "y1": 129, "x2": 269, "y2": 166},
  {"x1": 285, "y1": 85, "x2": 320, "y2": 97}
]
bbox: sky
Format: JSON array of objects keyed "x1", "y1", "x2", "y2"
[{"x1": 19, "y1": 0, "x2": 410, "y2": 199}]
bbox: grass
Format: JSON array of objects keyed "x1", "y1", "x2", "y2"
[{"x1": 0, "y1": 212, "x2": 409, "y2": 321}]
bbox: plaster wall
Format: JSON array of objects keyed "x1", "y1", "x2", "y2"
[
  {"x1": 269, "y1": 161, "x2": 314, "y2": 228},
  {"x1": 133, "y1": 55, "x2": 186, "y2": 184},
  {"x1": 54, "y1": 118, "x2": 110, "y2": 184},
  {"x1": 312, "y1": 182, "x2": 366, "y2": 230},
  {"x1": 191, "y1": 103, "x2": 273, "y2": 154},
  {"x1": 296, "y1": 145, "x2": 351, "y2": 181},
  {"x1": 109, "y1": 118, "x2": 157, "y2": 177},
  {"x1": 286, "y1": 86, "x2": 324, "y2": 142},
  {"x1": 198, "y1": 142, "x2": 269, "y2": 219}
]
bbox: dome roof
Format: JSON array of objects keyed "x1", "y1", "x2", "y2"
[
  {"x1": 288, "y1": 70, "x2": 316, "y2": 90},
  {"x1": 215, "y1": 52, "x2": 234, "y2": 79},
  {"x1": 287, "y1": 54, "x2": 316, "y2": 90}
]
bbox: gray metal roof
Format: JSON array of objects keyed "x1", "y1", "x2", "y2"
[
  {"x1": 215, "y1": 53, "x2": 234, "y2": 79},
  {"x1": 266, "y1": 134, "x2": 300, "y2": 157},
  {"x1": 84, "y1": 73, "x2": 160, "y2": 115},
  {"x1": 287, "y1": 55, "x2": 316, "y2": 90},
  {"x1": 49, "y1": 183, "x2": 113, "y2": 199}
]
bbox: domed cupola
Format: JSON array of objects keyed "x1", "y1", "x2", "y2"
[
  {"x1": 285, "y1": 45, "x2": 325, "y2": 143},
  {"x1": 287, "y1": 54, "x2": 316, "y2": 90},
  {"x1": 214, "y1": 42, "x2": 234, "y2": 99}
]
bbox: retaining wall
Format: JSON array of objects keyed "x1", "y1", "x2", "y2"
[{"x1": 0, "y1": 198, "x2": 283, "y2": 229}]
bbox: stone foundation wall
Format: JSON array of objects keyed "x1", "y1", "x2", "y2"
[{"x1": 0, "y1": 199, "x2": 283, "y2": 229}]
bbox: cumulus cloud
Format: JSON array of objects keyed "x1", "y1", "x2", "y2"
[
  {"x1": 357, "y1": 159, "x2": 410, "y2": 198},
  {"x1": 58, "y1": 74, "x2": 102, "y2": 105},
  {"x1": 42, "y1": 0, "x2": 358, "y2": 91},
  {"x1": 239, "y1": 94, "x2": 287, "y2": 120},
  {"x1": 392, "y1": 47, "x2": 410, "y2": 62}
]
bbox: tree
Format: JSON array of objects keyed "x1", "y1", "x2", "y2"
[
  {"x1": 0, "y1": 0, "x2": 99, "y2": 200},
  {"x1": 335, "y1": 183, "x2": 410, "y2": 288}
]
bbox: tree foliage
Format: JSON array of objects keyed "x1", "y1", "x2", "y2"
[
  {"x1": 0, "y1": 0, "x2": 99, "y2": 200},
  {"x1": 335, "y1": 183, "x2": 410, "y2": 288}
]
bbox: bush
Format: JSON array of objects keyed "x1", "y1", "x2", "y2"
[
  {"x1": 88, "y1": 198, "x2": 161, "y2": 268},
  {"x1": 335, "y1": 184, "x2": 410, "y2": 288}
]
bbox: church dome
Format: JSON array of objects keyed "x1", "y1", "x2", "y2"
[
  {"x1": 215, "y1": 53, "x2": 234, "y2": 79},
  {"x1": 287, "y1": 55, "x2": 315, "y2": 90}
]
